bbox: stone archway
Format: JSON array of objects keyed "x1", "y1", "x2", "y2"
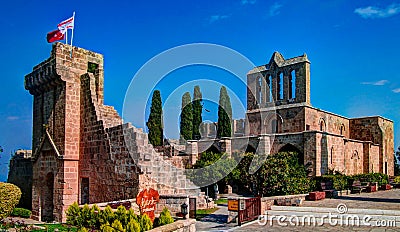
[
  {"x1": 41, "y1": 172, "x2": 54, "y2": 222},
  {"x1": 278, "y1": 143, "x2": 304, "y2": 165}
]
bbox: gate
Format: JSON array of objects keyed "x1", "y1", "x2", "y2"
[
  {"x1": 238, "y1": 197, "x2": 261, "y2": 226},
  {"x1": 189, "y1": 197, "x2": 196, "y2": 219}
]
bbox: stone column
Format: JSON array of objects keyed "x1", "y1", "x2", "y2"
[
  {"x1": 220, "y1": 138, "x2": 232, "y2": 158},
  {"x1": 186, "y1": 140, "x2": 198, "y2": 165},
  {"x1": 271, "y1": 74, "x2": 278, "y2": 102},
  {"x1": 283, "y1": 71, "x2": 290, "y2": 100}
]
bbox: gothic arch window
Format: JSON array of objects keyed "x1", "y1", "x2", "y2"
[
  {"x1": 257, "y1": 76, "x2": 262, "y2": 106},
  {"x1": 268, "y1": 75, "x2": 273, "y2": 102},
  {"x1": 278, "y1": 72, "x2": 284, "y2": 100},
  {"x1": 265, "y1": 113, "x2": 283, "y2": 134},
  {"x1": 319, "y1": 119, "x2": 326, "y2": 132},
  {"x1": 340, "y1": 124, "x2": 345, "y2": 135},
  {"x1": 290, "y1": 70, "x2": 296, "y2": 99}
]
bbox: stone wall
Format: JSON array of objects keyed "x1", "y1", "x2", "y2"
[
  {"x1": 147, "y1": 219, "x2": 196, "y2": 232},
  {"x1": 24, "y1": 43, "x2": 202, "y2": 222},
  {"x1": 7, "y1": 150, "x2": 33, "y2": 210},
  {"x1": 156, "y1": 195, "x2": 189, "y2": 215}
]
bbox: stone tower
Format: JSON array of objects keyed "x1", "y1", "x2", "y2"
[
  {"x1": 25, "y1": 43, "x2": 201, "y2": 222},
  {"x1": 25, "y1": 43, "x2": 104, "y2": 221},
  {"x1": 246, "y1": 52, "x2": 310, "y2": 135}
]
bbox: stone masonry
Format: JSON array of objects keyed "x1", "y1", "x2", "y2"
[
  {"x1": 24, "y1": 43, "x2": 199, "y2": 222},
  {"x1": 187, "y1": 52, "x2": 394, "y2": 177},
  {"x1": 244, "y1": 52, "x2": 394, "y2": 176}
]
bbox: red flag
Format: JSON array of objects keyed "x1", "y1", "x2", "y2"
[{"x1": 47, "y1": 29, "x2": 65, "y2": 43}]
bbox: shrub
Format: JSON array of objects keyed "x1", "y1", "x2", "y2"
[
  {"x1": 0, "y1": 182, "x2": 22, "y2": 220},
  {"x1": 101, "y1": 205, "x2": 115, "y2": 225},
  {"x1": 139, "y1": 214, "x2": 153, "y2": 232},
  {"x1": 115, "y1": 205, "x2": 128, "y2": 227},
  {"x1": 100, "y1": 222, "x2": 114, "y2": 232},
  {"x1": 78, "y1": 227, "x2": 88, "y2": 232},
  {"x1": 155, "y1": 207, "x2": 174, "y2": 227},
  {"x1": 127, "y1": 208, "x2": 137, "y2": 222},
  {"x1": 81, "y1": 204, "x2": 95, "y2": 228},
  {"x1": 315, "y1": 174, "x2": 348, "y2": 191},
  {"x1": 126, "y1": 219, "x2": 140, "y2": 232},
  {"x1": 352, "y1": 173, "x2": 389, "y2": 186},
  {"x1": 394, "y1": 176, "x2": 400, "y2": 184},
  {"x1": 66, "y1": 202, "x2": 82, "y2": 227},
  {"x1": 111, "y1": 219, "x2": 125, "y2": 232},
  {"x1": 11, "y1": 207, "x2": 31, "y2": 218}
]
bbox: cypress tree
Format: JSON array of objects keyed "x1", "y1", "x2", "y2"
[
  {"x1": 192, "y1": 86, "x2": 203, "y2": 140},
  {"x1": 146, "y1": 90, "x2": 163, "y2": 146},
  {"x1": 180, "y1": 92, "x2": 193, "y2": 141},
  {"x1": 217, "y1": 86, "x2": 232, "y2": 138}
]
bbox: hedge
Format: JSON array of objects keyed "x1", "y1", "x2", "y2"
[
  {"x1": 11, "y1": 208, "x2": 31, "y2": 218},
  {"x1": 0, "y1": 182, "x2": 22, "y2": 220}
]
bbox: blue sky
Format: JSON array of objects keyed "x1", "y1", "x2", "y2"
[{"x1": 1, "y1": 0, "x2": 400, "y2": 181}]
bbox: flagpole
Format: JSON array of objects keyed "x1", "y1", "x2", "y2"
[{"x1": 70, "y1": 11, "x2": 75, "y2": 57}]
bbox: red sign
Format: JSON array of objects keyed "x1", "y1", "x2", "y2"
[{"x1": 136, "y1": 188, "x2": 160, "y2": 222}]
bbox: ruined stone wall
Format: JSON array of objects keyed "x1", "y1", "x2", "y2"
[
  {"x1": 7, "y1": 150, "x2": 33, "y2": 210},
  {"x1": 79, "y1": 72, "x2": 139, "y2": 204}
]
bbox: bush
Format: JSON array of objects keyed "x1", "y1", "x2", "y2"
[
  {"x1": 66, "y1": 202, "x2": 82, "y2": 227},
  {"x1": 352, "y1": 173, "x2": 389, "y2": 186},
  {"x1": 11, "y1": 207, "x2": 31, "y2": 218},
  {"x1": 139, "y1": 214, "x2": 153, "y2": 232},
  {"x1": 0, "y1": 182, "x2": 22, "y2": 220},
  {"x1": 127, "y1": 219, "x2": 140, "y2": 232},
  {"x1": 111, "y1": 219, "x2": 125, "y2": 232},
  {"x1": 115, "y1": 205, "x2": 128, "y2": 227},
  {"x1": 315, "y1": 174, "x2": 348, "y2": 191},
  {"x1": 394, "y1": 176, "x2": 400, "y2": 184},
  {"x1": 155, "y1": 207, "x2": 174, "y2": 227}
]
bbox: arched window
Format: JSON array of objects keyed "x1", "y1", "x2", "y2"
[
  {"x1": 271, "y1": 119, "x2": 278, "y2": 133},
  {"x1": 279, "y1": 72, "x2": 284, "y2": 100},
  {"x1": 257, "y1": 76, "x2": 262, "y2": 105},
  {"x1": 340, "y1": 124, "x2": 345, "y2": 135},
  {"x1": 319, "y1": 119, "x2": 326, "y2": 132},
  {"x1": 269, "y1": 75, "x2": 273, "y2": 102},
  {"x1": 291, "y1": 70, "x2": 296, "y2": 99}
]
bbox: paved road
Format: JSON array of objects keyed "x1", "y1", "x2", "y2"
[{"x1": 234, "y1": 189, "x2": 400, "y2": 232}]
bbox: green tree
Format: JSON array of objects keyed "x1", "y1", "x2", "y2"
[
  {"x1": 146, "y1": 90, "x2": 163, "y2": 146},
  {"x1": 230, "y1": 152, "x2": 312, "y2": 196},
  {"x1": 192, "y1": 86, "x2": 203, "y2": 140},
  {"x1": 180, "y1": 92, "x2": 193, "y2": 141},
  {"x1": 217, "y1": 86, "x2": 232, "y2": 138}
]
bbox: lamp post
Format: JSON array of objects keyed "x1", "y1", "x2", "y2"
[{"x1": 181, "y1": 202, "x2": 188, "y2": 219}]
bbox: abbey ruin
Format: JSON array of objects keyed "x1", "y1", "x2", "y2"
[{"x1": 12, "y1": 43, "x2": 393, "y2": 222}]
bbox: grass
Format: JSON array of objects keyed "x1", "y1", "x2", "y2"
[
  {"x1": 31, "y1": 224, "x2": 78, "y2": 232},
  {"x1": 195, "y1": 207, "x2": 219, "y2": 220},
  {"x1": 214, "y1": 198, "x2": 228, "y2": 205}
]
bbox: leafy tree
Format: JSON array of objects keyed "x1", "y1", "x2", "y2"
[
  {"x1": 180, "y1": 92, "x2": 193, "y2": 141},
  {"x1": 146, "y1": 90, "x2": 163, "y2": 146},
  {"x1": 192, "y1": 86, "x2": 203, "y2": 140},
  {"x1": 188, "y1": 152, "x2": 237, "y2": 189},
  {"x1": 395, "y1": 146, "x2": 400, "y2": 175},
  {"x1": 217, "y1": 86, "x2": 232, "y2": 138},
  {"x1": 230, "y1": 152, "x2": 312, "y2": 196}
]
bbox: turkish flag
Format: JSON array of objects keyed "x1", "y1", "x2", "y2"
[{"x1": 46, "y1": 29, "x2": 65, "y2": 43}]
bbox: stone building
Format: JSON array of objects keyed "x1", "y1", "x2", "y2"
[
  {"x1": 19, "y1": 43, "x2": 394, "y2": 222},
  {"x1": 244, "y1": 52, "x2": 394, "y2": 176},
  {"x1": 24, "y1": 43, "x2": 199, "y2": 222},
  {"x1": 7, "y1": 149, "x2": 33, "y2": 210}
]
